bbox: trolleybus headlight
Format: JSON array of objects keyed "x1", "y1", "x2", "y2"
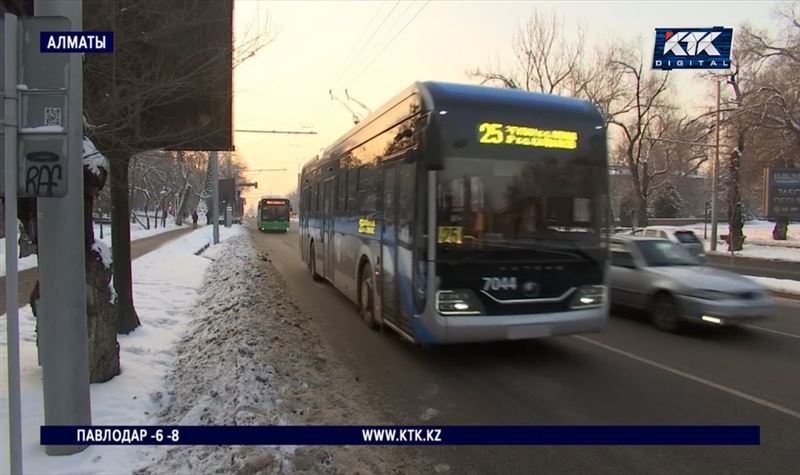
[
  {"x1": 436, "y1": 290, "x2": 483, "y2": 316},
  {"x1": 570, "y1": 285, "x2": 606, "y2": 309}
]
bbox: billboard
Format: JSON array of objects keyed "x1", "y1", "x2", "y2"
[
  {"x1": 82, "y1": 0, "x2": 233, "y2": 152},
  {"x1": 763, "y1": 168, "x2": 800, "y2": 220}
]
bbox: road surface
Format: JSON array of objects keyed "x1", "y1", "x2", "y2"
[
  {"x1": 706, "y1": 253, "x2": 800, "y2": 281},
  {"x1": 1, "y1": 226, "x2": 194, "y2": 313},
  {"x1": 251, "y1": 225, "x2": 800, "y2": 474}
]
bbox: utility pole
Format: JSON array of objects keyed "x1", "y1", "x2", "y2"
[
  {"x1": 34, "y1": 0, "x2": 92, "y2": 456},
  {"x1": 4, "y1": 12, "x2": 23, "y2": 474},
  {"x1": 211, "y1": 150, "x2": 220, "y2": 244},
  {"x1": 710, "y1": 79, "x2": 721, "y2": 251}
]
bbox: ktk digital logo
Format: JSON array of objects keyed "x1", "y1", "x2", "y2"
[{"x1": 652, "y1": 27, "x2": 733, "y2": 70}]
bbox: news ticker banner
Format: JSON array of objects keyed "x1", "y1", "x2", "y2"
[{"x1": 41, "y1": 426, "x2": 760, "y2": 446}]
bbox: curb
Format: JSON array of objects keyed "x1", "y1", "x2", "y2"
[{"x1": 769, "y1": 290, "x2": 800, "y2": 301}]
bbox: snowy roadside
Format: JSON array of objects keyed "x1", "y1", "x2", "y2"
[
  {"x1": 705, "y1": 243, "x2": 800, "y2": 263},
  {"x1": 744, "y1": 276, "x2": 800, "y2": 298},
  {"x1": 135, "y1": 232, "x2": 433, "y2": 475},
  {"x1": 0, "y1": 225, "x2": 243, "y2": 474},
  {"x1": 0, "y1": 221, "x2": 186, "y2": 277},
  {"x1": 681, "y1": 221, "x2": 800, "y2": 263}
]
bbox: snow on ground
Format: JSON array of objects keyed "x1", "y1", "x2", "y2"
[
  {"x1": 744, "y1": 276, "x2": 800, "y2": 296},
  {"x1": 677, "y1": 221, "x2": 800, "y2": 263},
  {"x1": 0, "y1": 221, "x2": 184, "y2": 277},
  {"x1": 133, "y1": 232, "x2": 429, "y2": 475},
  {"x1": 684, "y1": 220, "x2": 800, "y2": 243},
  {"x1": 0, "y1": 225, "x2": 244, "y2": 475},
  {"x1": 705, "y1": 242, "x2": 800, "y2": 263}
]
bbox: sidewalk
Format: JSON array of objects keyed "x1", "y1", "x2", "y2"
[
  {"x1": 0, "y1": 225, "x2": 243, "y2": 474},
  {"x1": 0, "y1": 221, "x2": 185, "y2": 277}
]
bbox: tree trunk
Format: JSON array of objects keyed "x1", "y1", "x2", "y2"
[
  {"x1": 17, "y1": 197, "x2": 37, "y2": 258},
  {"x1": 83, "y1": 165, "x2": 120, "y2": 382},
  {"x1": 772, "y1": 219, "x2": 789, "y2": 240},
  {"x1": 634, "y1": 193, "x2": 648, "y2": 228},
  {"x1": 109, "y1": 155, "x2": 141, "y2": 334},
  {"x1": 726, "y1": 138, "x2": 745, "y2": 252},
  {"x1": 144, "y1": 201, "x2": 150, "y2": 229}
]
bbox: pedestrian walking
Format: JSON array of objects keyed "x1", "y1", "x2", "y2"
[{"x1": 192, "y1": 210, "x2": 199, "y2": 229}]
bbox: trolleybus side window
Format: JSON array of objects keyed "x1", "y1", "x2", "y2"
[
  {"x1": 336, "y1": 169, "x2": 347, "y2": 212},
  {"x1": 347, "y1": 167, "x2": 358, "y2": 211},
  {"x1": 398, "y1": 163, "x2": 414, "y2": 245},
  {"x1": 357, "y1": 165, "x2": 378, "y2": 213}
]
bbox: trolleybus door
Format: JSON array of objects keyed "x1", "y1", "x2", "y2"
[
  {"x1": 381, "y1": 164, "x2": 398, "y2": 323},
  {"x1": 322, "y1": 177, "x2": 335, "y2": 281}
]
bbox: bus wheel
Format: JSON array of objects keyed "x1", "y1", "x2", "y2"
[
  {"x1": 359, "y1": 264, "x2": 379, "y2": 330},
  {"x1": 309, "y1": 243, "x2": 322, "y2": 282}
]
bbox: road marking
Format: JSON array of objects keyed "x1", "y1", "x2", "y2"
[
  {"x1": 743, "y1": 324, "x2": 800, "y2": 340},
  {"x1": 574, "y1": 335, "x2": 800, "y2": 420}
]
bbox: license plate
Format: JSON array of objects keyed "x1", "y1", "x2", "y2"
[{"x1": 507, "y1": 324, "x2": 553, "y2": 340}]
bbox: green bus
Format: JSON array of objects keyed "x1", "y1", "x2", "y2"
[{"x1": 257, "y1": 197, "x2": 291, "y2": 232}]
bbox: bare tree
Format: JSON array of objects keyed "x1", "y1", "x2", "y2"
[
  {"x1": 606, "y1": 50, "x2": 672, "y2": 227},
  {"x1": 82, "y1": 0, "x2": 272, "y2": 335},
  {"x1": 736, "y1": 6, "x2": 800, "y2": 239},
  {"x1": 469, "y1": 10, "x2": 585, "y2": 96}
]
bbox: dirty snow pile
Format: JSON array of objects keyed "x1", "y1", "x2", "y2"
[
  {"x1": 0, "y1": 225, "x2": 243, "y2": 474},
  {"x1": 136, "y1": 233, "x2": 426, "y2": 475}
]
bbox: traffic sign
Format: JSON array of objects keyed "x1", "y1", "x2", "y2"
[{"x1": 0, "y1": 15, "x2": 70, "y2": 198}]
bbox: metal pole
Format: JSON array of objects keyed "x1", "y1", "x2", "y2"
[
  {"x1": 4, "y1": 12, "x2": 23, "y2": 474},
  {"x1": 211, "y1": 150, "x2": 219, "y2": 244},
  {"x1": 710, "y1": 79, "x2": 721, "y2": 251},
  {"x1": 34, "y1": 0, "x2": 92, "y2": 456}
]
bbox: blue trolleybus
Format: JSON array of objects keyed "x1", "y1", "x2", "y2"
[{"x1": 299, "y1": 81, "x2": 610, "y2": 343}]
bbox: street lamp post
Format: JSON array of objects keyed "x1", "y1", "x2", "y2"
[{"x1": 710, "y1": 80, "x2": 721, "y2": 251}]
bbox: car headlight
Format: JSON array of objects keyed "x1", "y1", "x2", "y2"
[
  {"x1": 570, "y1": 285, "x2": 606, "y2": 309},
  {"x1": 436, "y1": 290, "x2": 483, "y2": 316},
  {"x1": 689, "y1": 289, "x2": 735, "y2": 301}
]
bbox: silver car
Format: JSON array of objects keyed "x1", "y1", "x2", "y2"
[{"x1": 609, "y1": 235, "x2": 775, "y2": 331}]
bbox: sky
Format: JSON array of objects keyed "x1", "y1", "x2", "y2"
[{"x1": 232, "y1": 0, "x2": 783, "y2": 205}]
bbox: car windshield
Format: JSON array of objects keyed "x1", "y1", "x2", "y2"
[{"x1": 635, "y1": 240, "x2": 700, "y2": 267}]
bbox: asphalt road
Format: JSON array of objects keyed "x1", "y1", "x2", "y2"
[
  {"x1": 706, "y1": 253, "x2": 800, "y2": 281},
  {"x1": 1, "y1": 226, "x2": 194, "y2": 313},
  {"x1": 251, "y1": 225, "x2": 800, "y2": 474}
]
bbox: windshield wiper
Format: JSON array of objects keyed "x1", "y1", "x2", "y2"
[{"x1": 517, "y1": 238, "x2": 604, "y2": 264}]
